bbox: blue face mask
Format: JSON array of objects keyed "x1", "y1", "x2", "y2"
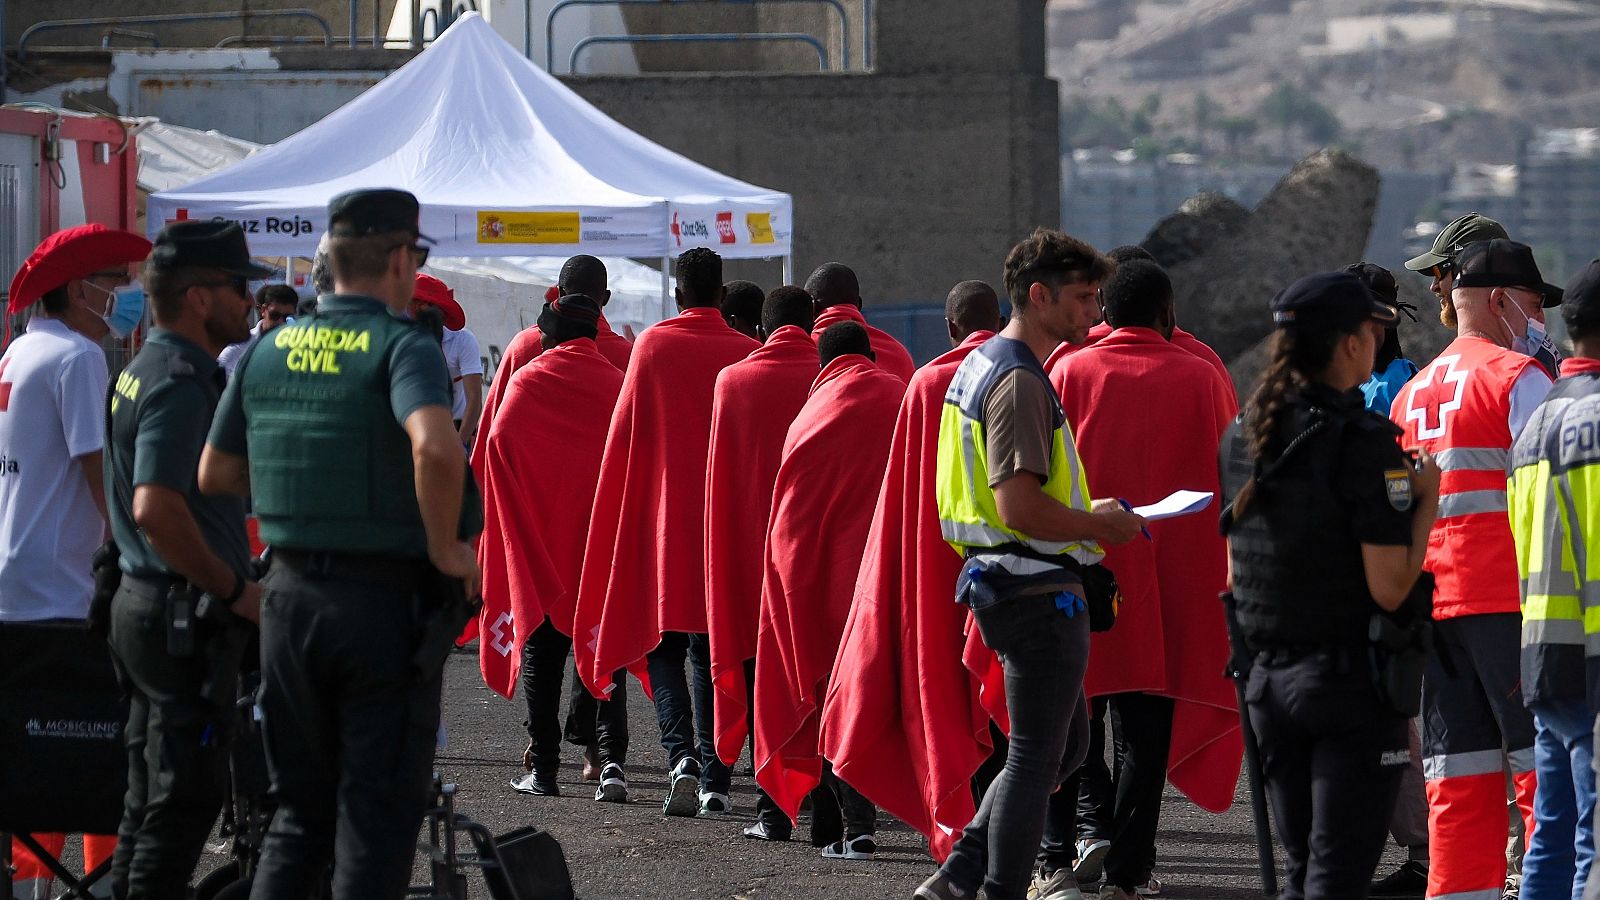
[{"x1": 85, "y1": 281, "x2": 146, "y2": 339}]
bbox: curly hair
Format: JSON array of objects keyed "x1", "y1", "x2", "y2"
[
  {"x1": 1002, "y1": 228, "x2": 1112, "y2": 311},
  {"x1": 1230, "y1": 324, "x2": 1349, "y2": 516}
]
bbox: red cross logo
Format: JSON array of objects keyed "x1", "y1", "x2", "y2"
[
  {"x1": 1405, "y1": 354, "x2": 1467, "y2": 440},
  {"x1": 0, "y1": 360, "x2": 12, "y2": 412}
]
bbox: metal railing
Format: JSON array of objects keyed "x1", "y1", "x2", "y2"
[
  {"x1": 539, "y1": 0, "x2": 858, "y2": 73},
  {"x1": 569, "y1": 32, "x2": 828, "y2": 72},
  {"x1": 18, "y1": 10, "x2": 334, "y2": 60}
]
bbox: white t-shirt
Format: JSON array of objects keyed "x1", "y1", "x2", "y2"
[
  {"x1": 441, "y1": 326, "x2": 483, "y2": 420},
  {"x1": 0, "y1": 318, "x2": 108, "y2": 621},
  {"x1": 217, "y1": 320, "x2": 266, "y2": 375}
]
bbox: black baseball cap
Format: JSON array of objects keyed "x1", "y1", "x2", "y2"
[
  {"x1": 1454, "y1": 238, "x2": 1563, "y2": 308},
  {"x1": 1271, "y1": 271, "x2": 1398, "y2": 331},
  {"x1": 326, "y1": 188, "x2": 435, "y2": 243},
  {"x1": 148, "y1": 219, "x2": 274, "y2": 278},
  {"x1": 1345, "y1": 262, "x2": 1398, "y2": 304},
  {"x1": 1562, "y1": 259, "x2": 1600, "y2": 336}
]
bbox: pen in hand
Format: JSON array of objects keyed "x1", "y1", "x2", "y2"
[{"x1": 1118, "y1": 498, "x2": 1153, "y2": 541}]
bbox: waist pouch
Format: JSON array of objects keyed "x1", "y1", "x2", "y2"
[
  {"x1": 1367, "y1": 612, "x2": 1431, "y2": 717},
  {"x1": 959, "y1": 547, "x2": 1121, "y2": 633}
]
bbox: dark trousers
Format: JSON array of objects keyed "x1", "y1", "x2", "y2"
[
  {"x1": 521, "y1": 618, "x2": 628, "y2": 772},
  {"x1": 814, "y1": 760, "x2": 878, "y2": 840},
  {"x1": 942, "y1": 594, "x2": 1092, "y2": 900},
  {"x1": 742, "y1": 657, "x2": 791, "y2": 831},
  {"x1": 107, "y1": 579, "x2": 227, "y2": 900},
  {"x1": 1248, "y1": 652, "x2": 1409, "y2": 900},
  {"x1": 1045, "y1": 692, "x2": 1174, "y2": 889},
  {"x1": 646, "y1": 632, "x2": 729, "y2": 793},
  {"x1": 249, "y1": 563, "x2": 443, "y2": 900}
]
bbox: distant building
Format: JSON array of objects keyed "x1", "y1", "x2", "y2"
[
  {"x1": 1062, "y1": 148, "x2": 1282, "y2": 251},
  {"x1": 1520, "y1": 128, "x2": 1600, "y2": 282}
]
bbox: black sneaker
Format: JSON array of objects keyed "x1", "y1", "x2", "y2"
[
  {"x1": 1369, "y1": 860, "x2": 1428, "y2": 897},
  {"x1": 663, "y1": 757, "x2": 700, "y2": 817},
  {"x1": 595, "y1": 763, "x2": 627, "y2": 803}
]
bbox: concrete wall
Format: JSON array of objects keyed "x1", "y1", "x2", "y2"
[
  {"x1": 569, "y1": 69, "x2": 1060, "y2": 305},
  {"x1": 9, "y1": 1, "x2": 403, "y2": 49}
]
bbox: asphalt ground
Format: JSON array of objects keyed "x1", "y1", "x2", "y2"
[
  {"x1": 394, "y1": 646, "x2": 1408, "y2": 900},
  {"x1": 34, "y1": 645, "x2": 1402, "y2": 899}
]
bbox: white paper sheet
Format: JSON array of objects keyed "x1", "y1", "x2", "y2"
[{"x1": 1130, "y1": 490, "x2": 1214, "y2": 521}]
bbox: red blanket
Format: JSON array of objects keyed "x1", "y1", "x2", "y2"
[
  {"x1": 1049, "y1": 326, "x2": 1242, "y2": 814},
  {"x1": 475, "y1": 339, "x2": 623, "y2": 698},
  {"x1": 753, "y1": 354, "x2": 906, "y2": 819},
  {"x1": 705, "y1": 325, "x2": 820, "y2": 766},
  {"x1": 1045, "y1": 322, "x2": 1232, "y2": 394},
  {"x1": 573, "y1": 307, "x2": 758, "y2": 697},
  {"x1": 811, "y1": 304, "x2": 915, "y2": 383},
  {"x1": 471, "y1": 314, "x2": 633, "y2": 466},
  {"x1": 819, "y1": 331, "x2": 997, "y2": 861}
]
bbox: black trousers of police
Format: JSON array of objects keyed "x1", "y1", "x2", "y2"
[
  {"x1": 521, "y1": 617, "x2": 628, "y2": 773},
  {"x1": 107, "y1": 577, "x2": 228, "y2": 900},
  {"x1": 1247, "y1": 649, "x2": 1409, "y2": 900},
  {"x1": 250, "y1": 560, "x2": 443, "y2": 900},
  {"x1": 1044, "y1": 692, "x2": 1174, "y2": 890}
]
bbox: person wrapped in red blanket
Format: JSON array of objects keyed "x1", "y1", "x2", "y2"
[
  {"x1": 476, "y1": 293, "x2": 635, "y2": 801},
  {"x1": 1045, "y1": 258, "x2": 1240, "y2": 898},
  {"x1": 571, "y1": 248, "x2": 757, "y2": 818},
  {"x1": 704, "y1": 287, "x2": 819, "y2": 839},
  {"x1": 753, "y1": 321, "x2": 906, "y2": 859},
  {"x1": 820, "y1": 282, "x2": 1005, "y2": 861},
  {"x1": 806, "y1": 262, "x2": 915, "y2": 383},
  {"x1": 470, "y1": 256, "x2": 633, "y2": 465}
]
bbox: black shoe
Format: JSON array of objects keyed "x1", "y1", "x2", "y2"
[
  {"x1": 743, "y1": 820, "x2": 792, "y2": 841},
  {"x1": 1370, "y1": 860, "x2": 1428, "y2": 897},
  {"x1": 509, "y1": 770, "x2": 560, "y2": 797}
]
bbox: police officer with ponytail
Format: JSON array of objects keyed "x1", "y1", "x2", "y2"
[{"x1": 1218, "y1": 272, "x2": 1441, "y2": 900}]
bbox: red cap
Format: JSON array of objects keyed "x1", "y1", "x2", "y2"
[
  {"x1": 8, "y1": 225, "x2": 153, "y2": 314},
  {"x1": 544, "y1": 284, "x2": 560, "y2": 303},
  {"x1": 413, "y1": 273, "x2": 465, "y2": 331}
]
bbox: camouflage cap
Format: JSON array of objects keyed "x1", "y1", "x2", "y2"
[{"x1": 1404, "y1": 212, "x2": 1509, "y2": 273}]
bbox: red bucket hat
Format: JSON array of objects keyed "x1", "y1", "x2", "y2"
[
  {"x1": 8, "y1": 225, "x2": 153, "y2": 314},
  {"x1": 413, "y1": 273, "x2": 465, "y2": 331}
]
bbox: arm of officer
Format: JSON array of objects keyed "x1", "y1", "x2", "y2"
[
  {"x1": 404, "y1": 404, "x2": 480, "y2": 599},
  {"x1": 80, "y1": 450, "x2": 108, "y2": 526},
  {"x1": 135, "y1": 382, "x2": 260, "y2": 622},
  {"x1": 393, "y1": 329, "x2": 480, "y2": 598},
  {"x1": 200, "y1": 361, "x2": 251, "y2": 497},
  {"x1": 1354, "y1": 440, "x2": 1441, "y2": 612}
]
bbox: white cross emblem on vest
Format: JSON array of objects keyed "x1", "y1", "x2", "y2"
[{"x1": 1405, "y1": 353, "x2": 1468, "y2": 441}]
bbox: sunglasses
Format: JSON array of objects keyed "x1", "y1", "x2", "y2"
[
  {"x1": 388, "y1": 240, "x2": 430, "y2": 268},
  {"x1": 1426, "y1": 259, "x2": 1455, "y2": 281}
]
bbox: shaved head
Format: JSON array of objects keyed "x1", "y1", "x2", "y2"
[
  {"x1": 945, "y1": 280, "x2": 1003, "y2": 345},
  {"x1": 761, "y1": 285, "x2": 815, "y2": 338},
  {"x1": 559, "y1": 255, "x2": 609, "y2": 306},
  {"x1": 818, "y1": 321, "x2": 874, "y2": 366},
  {"x1": 805, "y1": 262, "x2": 861, "y2": 310}
]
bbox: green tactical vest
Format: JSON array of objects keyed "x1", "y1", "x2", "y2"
[{"x1": 238, "y1": 294, "x2": 481, "y2": 557}]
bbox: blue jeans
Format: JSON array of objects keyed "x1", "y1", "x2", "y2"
[
  {"x1": 1523, "y1": 698, "x2": 1596, "y2": 900},
  {"x1": 645, "y1": 631, "x2": 729, "y2": 794}
]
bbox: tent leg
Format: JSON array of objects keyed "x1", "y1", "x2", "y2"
[
  {"x1": 285, "y1": 256, "x2": 296, "y2": 286},
  {"x1": 661, "y1": 256, "x2": 672, "y2": 321},
  {"x1": 781, "y1": 254, "x2": 793, "y2": 286}
]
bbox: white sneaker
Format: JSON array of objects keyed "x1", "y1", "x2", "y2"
[
  {"x1": 595, "y1": 762, "x2": 627, "y2": 803},
  {"x1": 820, "y1": 834, "x2": 876, "y2": 860},
  {"x1": 1029, "y1": 867, "x2": 1087, "y2": 900},
  {"x1": 1072, "y1": 838, "x2": 1111, "y2": 885},
  {"x1": 698, "y1": 790, "x2": 731, "y2": 816},
  {"x1": 663, "y1": 757, "x2": 700, "y2": 817},
  {"x1": 1140, "y1": 873, "x2": 1163, "y2": 896}
]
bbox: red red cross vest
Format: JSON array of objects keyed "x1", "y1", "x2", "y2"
[{"x1": 1390, "y1": 336, "x2": 1537, "y2": 620}]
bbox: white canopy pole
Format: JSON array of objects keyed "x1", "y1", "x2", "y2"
[
  {"x1": 781, "y1": 255, "x2": 793, "y2": 286},
  {"x1": 661, "y1": 257, "x2": 672, "y2": 322}
]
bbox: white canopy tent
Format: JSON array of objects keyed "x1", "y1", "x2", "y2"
[
  {"x1": 134, "y1": 120, "x2": 674, "y2": 344},
  {"x1": 146, "y1": 11, "x2": 795, "y2": 324}
]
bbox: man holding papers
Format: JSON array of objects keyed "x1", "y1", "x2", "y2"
[{"x1": 1046, "y1": 258, "x2": 1241, "y2": 900}]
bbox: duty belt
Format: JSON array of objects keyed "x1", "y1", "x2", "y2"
[
  {"x1": 119, "y1": 572, "x2": 184, "y2": 599},
  {"x1": 272, "y1": 549, "x2": 433, "y2": 592}
]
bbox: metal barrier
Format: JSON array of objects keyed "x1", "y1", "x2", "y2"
[
  {"x1": 18, "y1": 10, "x2": 334, "y2": 60},
  {"x1": 570, "y1": 32, "x2": 828, "y2": 73},
  {"x1": 539, "y1": 0, "x2": 856, "y2": 73}
]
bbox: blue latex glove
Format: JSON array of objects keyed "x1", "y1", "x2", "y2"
[{"x1": 1055, "y1": 591, "x2": 1086, "y2": 618}]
